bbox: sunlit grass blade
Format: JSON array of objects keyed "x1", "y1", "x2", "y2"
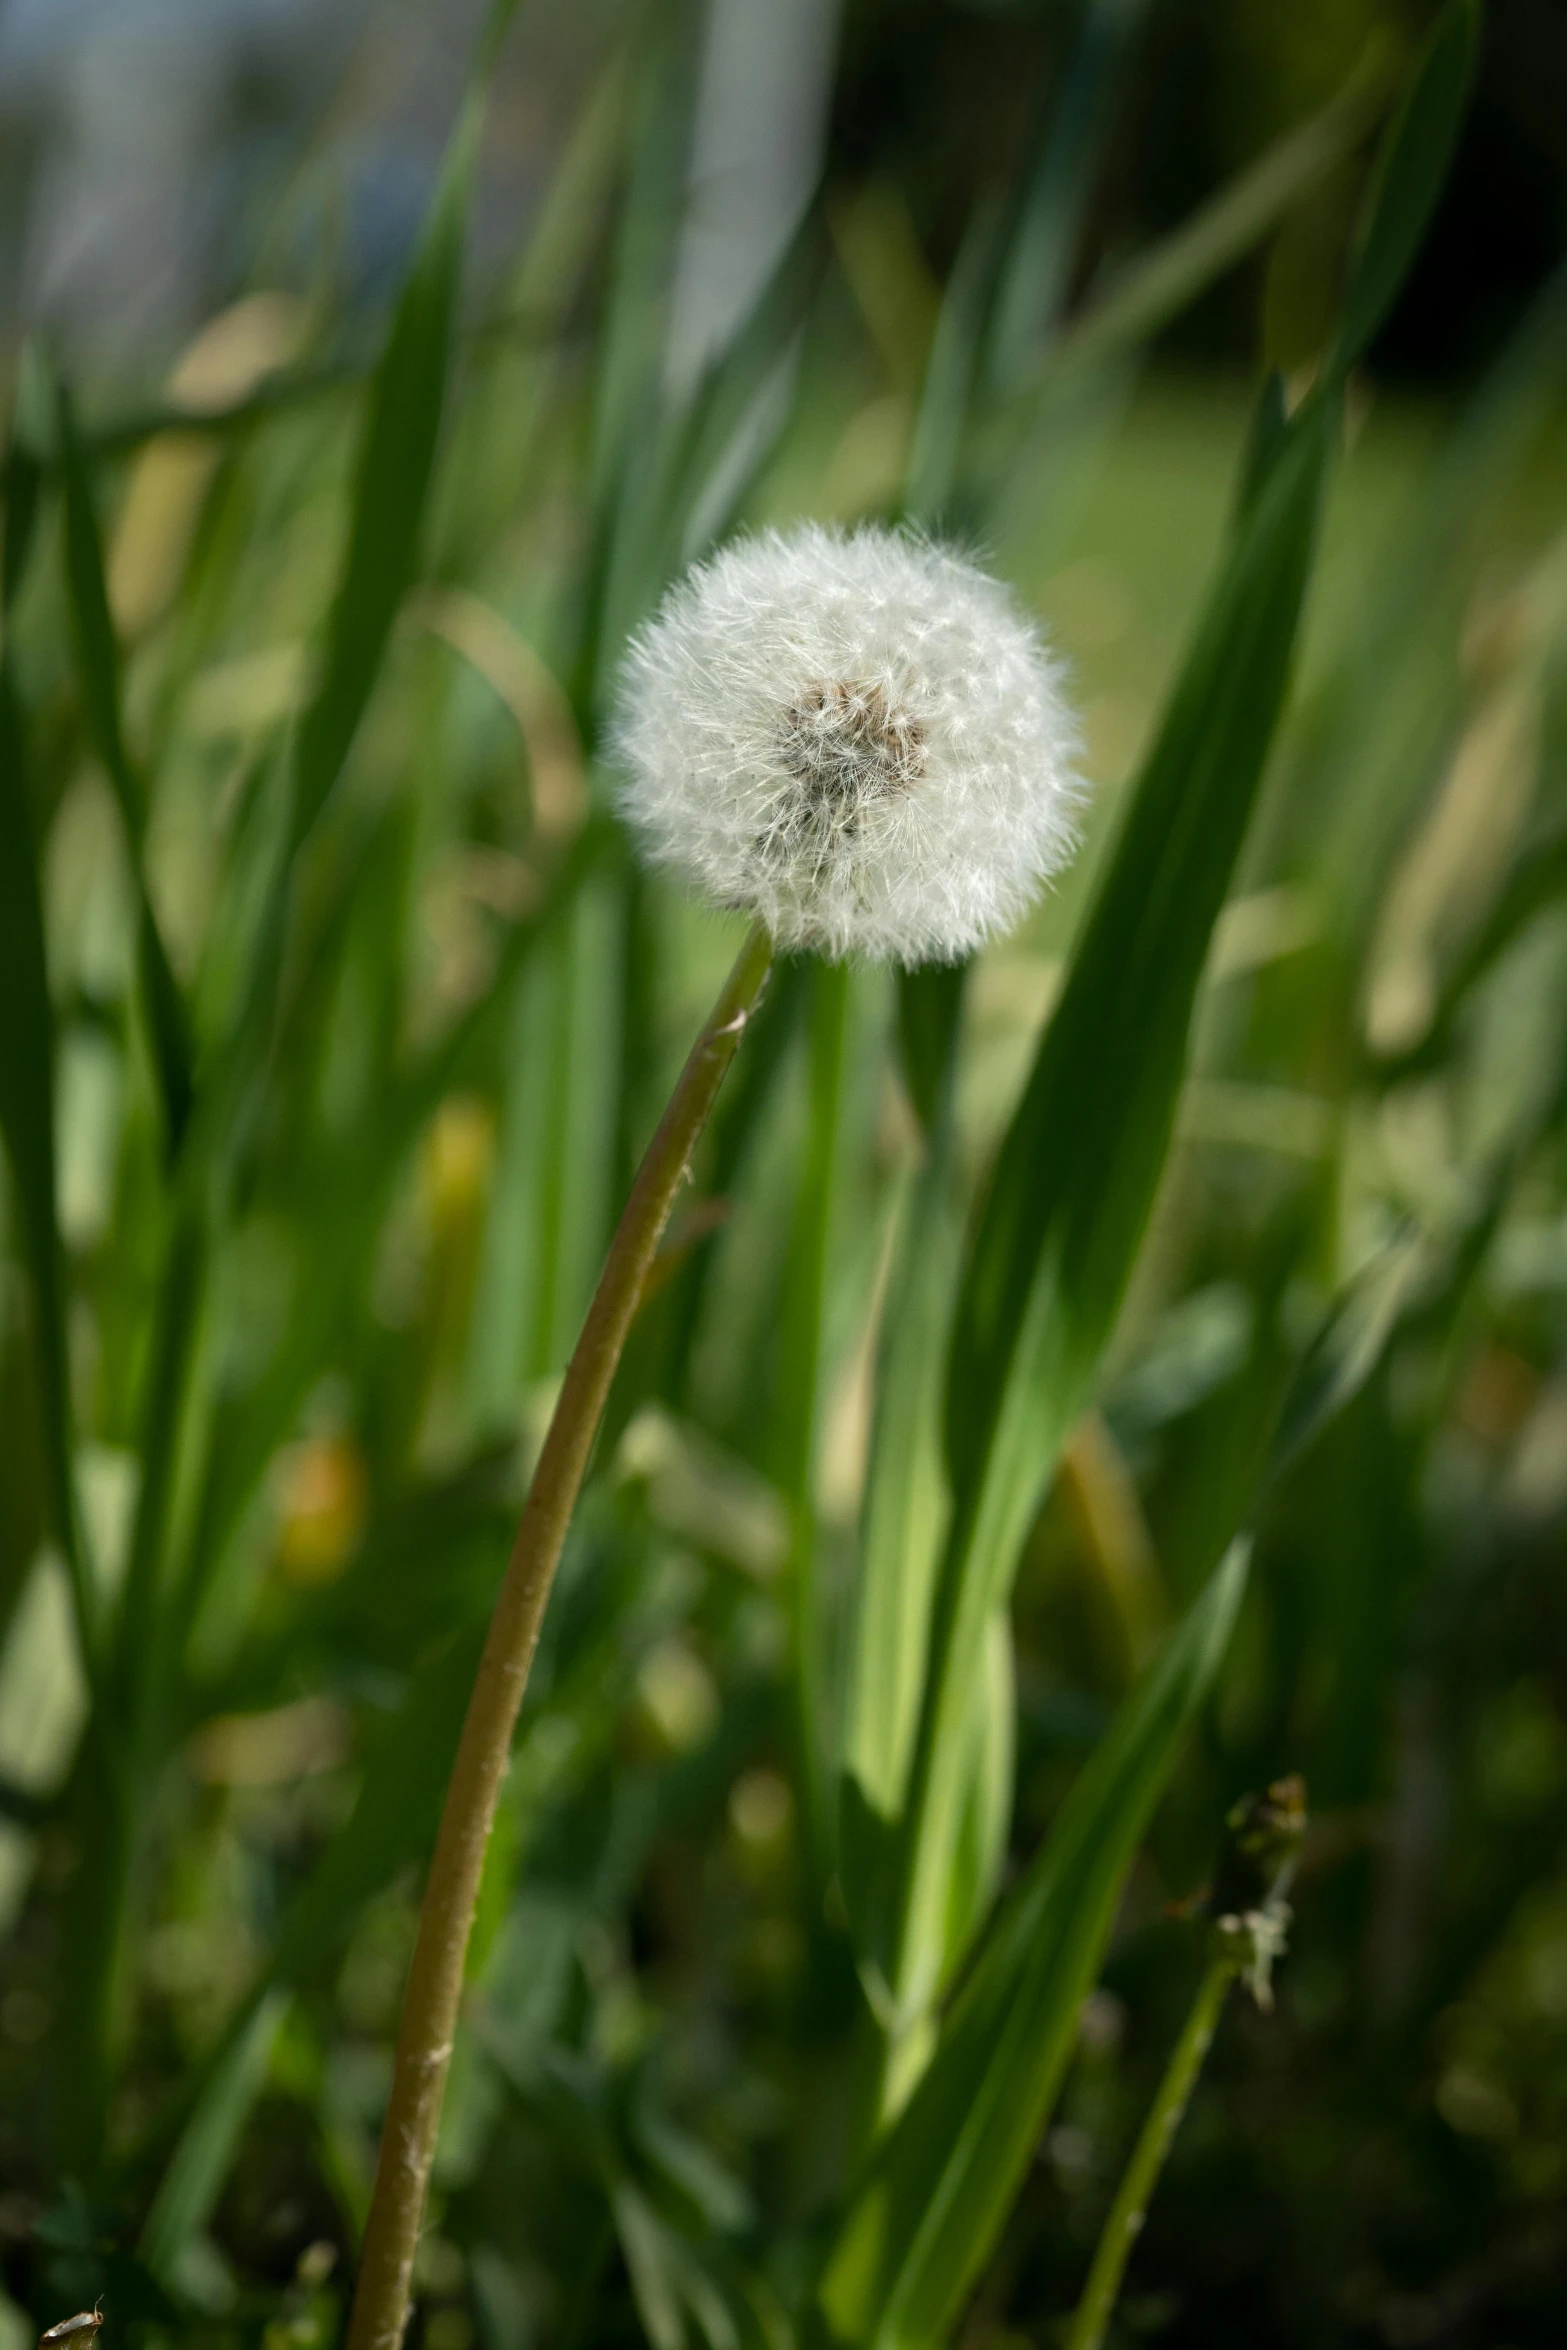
[
  {"x1": 938, "y1": 1605, "x2": 1013, "y2": 1985},
  {"x1": 819, "y1": 1546, "x2": 1249, "y2": 2350},
  {"x1": 776, "y1": 962, "x2": 850, "y2": 1870},
  {"x1": 55, "y1": 381, "x2": 194, "y2": 1151},
  {"x1": 878, "y1": 399, "x2": 1332, "y2": 2045},
  {"x1": 955, "y1": 403, "x2": 1331, "y2": 1587},
  {"x1": 839, "y1": 975, "x2": 965, "y2": 1985}
]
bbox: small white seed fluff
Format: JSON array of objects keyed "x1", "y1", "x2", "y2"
[{"x1": 611, "y1": 523, "x2": 1079, "y2": 965}]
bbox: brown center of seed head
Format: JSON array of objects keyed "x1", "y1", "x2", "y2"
[{"x1": 779, "y1": 679, "x2": 924, "y2": 817}]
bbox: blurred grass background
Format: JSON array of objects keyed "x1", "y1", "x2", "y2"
[{"x1": 0, "y1": 3, "x2": 1565, "y2": 2348}]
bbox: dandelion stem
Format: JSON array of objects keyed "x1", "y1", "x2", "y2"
[
  {"x1": 1064, "y1": 1956, "x2": 1236, "y2": 2350},
  {"x1": 346, "y1": 918, "x2": 773, "y2": 2350}
]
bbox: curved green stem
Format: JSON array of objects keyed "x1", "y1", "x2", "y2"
[
  {"x1": 1065, "y1": 1957, "x2": 1235, "y2": 2350},
  {"x1": 346, "y1": 920, "x2": 773, "y2": 2350}
]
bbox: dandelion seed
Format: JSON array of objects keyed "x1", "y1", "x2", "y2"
[{"x1": 612, "y1": 524, "x2": 1080, "y2": 965}]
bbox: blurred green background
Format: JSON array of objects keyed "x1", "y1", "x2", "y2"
[{"x1": 1, "y1": 3, "x2": 1565, "y2": 2348}]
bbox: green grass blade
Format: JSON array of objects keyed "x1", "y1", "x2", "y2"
[
  {"x1": 902, "y1": 201, "x2": 1004, "y2": 525},
  {"x1": 839, "y1": 977, "x2": 966, "y2": 1980},
  {"x1": 1331, "y1": 0, "x2": 1480, "y2": 372},
  {"x1": 141, "y1": 1631, "x2": 484, "y2": 2274},
  {"x1": 593, "y1": 188, "x2": 821, "y2": 678},
  {"x1": 520, "y1": 876, "x2": 626, "y2": 1378},
  {"x1": 1, "y1": 424, "x2": 94, "y2": 1665},
  {"x1": 139, "y1": 1989, "x2": 292, "y2": 2282},
  {"x1": 288, "y1": 13, "x2": 511, "y2": 851},
  {"x1": 838, "y1": 1147, "x2": 962, "y2": 1951},
  {"x1": 894, "y1": 965, "x2": 966, "y2": 1137},
  {"x1": 2, "y1": 436, "x2": 43, "y2": 606},
  {"x1": 603, "y1": 957, "x2": 809, "y2": 1454},
  {"x1": 0, "y1": 659, "x2": 97, "y2": 1671},
  {"x1": 772, "y1": 967, "x2": 850, "y2": 1501},
  {"x1": 574, "y1": 0, "x2": 699, "y2": 688},
  {"x1": 55, "y1": 381, "x2": 194, "y2": 1151},
  {"x1": 176, "y1": 825, "x2": 608, "y2": 1640},
  {"x1": 777, "y1": 962, "x2": 851, "y2": 1868},
  {"x1": 55, "y1": 381, "x2": 149, "y2": 822},
  {"x1": 875, "y1": 401, "x2": 1330, "y2": 2032},
  {"x1": 950, "y1": 399, "x2": 1332, "y2": 1525},
  {"x1": 588, "y1": 1, "x2": 701, "y2": 510},
  {"x1": 110, "y1": 1207, "x2": 207, "y2": 1739},
  {"x1": 938, "y1": 1605, "x2": 1013, "y2": 1981},
  {"x1": 1264, "y1": 1225, "x2": 1427, "y2": 1486},
  {"x1": 819, "y1": 1546, "x2": 1248, "y2": 2350},
  {"x1": 673, "y1": 206, "x2": 824, "y2": 561},
  {"x1": 1232, "y1": 367, "x2": 1290, "y2": 523}
]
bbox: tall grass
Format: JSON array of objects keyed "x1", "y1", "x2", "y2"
[{"x1": 5, "y1": 1, "x2": 1566, "y2": 2345}]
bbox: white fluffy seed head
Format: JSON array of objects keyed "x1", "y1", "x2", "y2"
[{"x1": 610, "y1": 523, "x2": 1080, "y2": 966}]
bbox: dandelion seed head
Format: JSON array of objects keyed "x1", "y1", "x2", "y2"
[{"x1": 610, "y1": 524, "x2": 1081, "y2": 965}]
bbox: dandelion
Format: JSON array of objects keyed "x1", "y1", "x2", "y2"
[
  {"x1": 613, "y1": 523, "x2": 1079, "y2": 965},
  {"x1": 350, "y1": 530, "x2": 1077, "y2": 2350}
]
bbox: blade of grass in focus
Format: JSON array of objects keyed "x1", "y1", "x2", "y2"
[
  {"x1": 877, "y1": 398, "x2": 1332, "y2": 2071},
  {"x1": 870, "y1": 5, "x2": 1481, "y2": 2071},
  {"x1": 819, "y1": 1546, "x2": 1249, "y2": 2350},
  {"x1": 775, "y1": 962, "x2": 851, "y2": 1871},
  {"x1": 837, "y1": 975, "x2": 966, "y2": 1983}
]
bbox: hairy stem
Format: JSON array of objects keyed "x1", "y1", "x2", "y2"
[
  {"x1": 347, "y1": 919, "x2": 773, "y2": 2350},
  {"x1": 1065, "y1": 1957, "x2": 1235, "y2": 2350}
]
